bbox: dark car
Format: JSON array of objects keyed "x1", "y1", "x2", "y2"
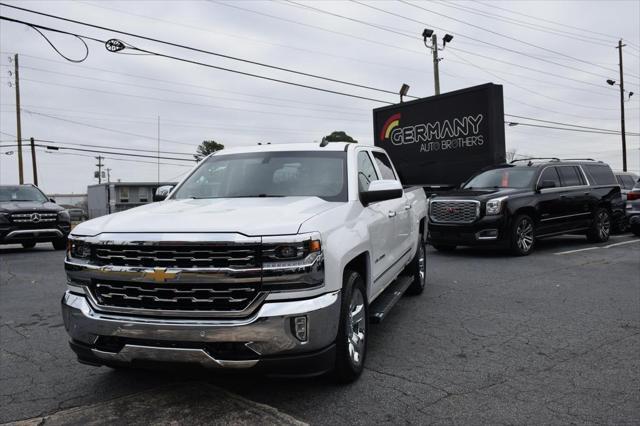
[
  {"x1": 427, "y1": 159, "x2": 624, "y2": 255},
  {"x1": 614, "y1": 172, "x2": 639, "y2": 233},
  {"x1": 0, "y1": 184, "x2": 71, "y2": 250},
  {"x1": 625, "y1": 179, "x2": 640, "y2": 236}
]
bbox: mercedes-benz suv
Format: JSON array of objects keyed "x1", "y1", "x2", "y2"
[
  {"x1": 0, "y1": 184, "x2": 71, "y2": 249},
  {"x1": 427, "y1": 159, "x2": 624, "y2": 255}
]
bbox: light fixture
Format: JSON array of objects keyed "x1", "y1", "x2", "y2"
[
  {"x1": 443, "y1": 34, "x2": 454, "y2": 46},
  {"x1": 508, "y1": 122, "x2": 519, "y2": 127},
  {"x1": 606, "y1": 79, "x2": 616, "y2": 86},
  {"x1": 399, "y1": 83, "x2": 410, "y2": 102},
  {"x1": 629, "y1": 92, "x2": 634, "y2": 99},
  {"x1": 422, "y1": 28, "x2": 434, "y2": 40}
]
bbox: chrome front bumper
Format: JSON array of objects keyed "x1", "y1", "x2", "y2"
[{"x1": 62, "y1": 290, "x2": 341, "y2": 369}]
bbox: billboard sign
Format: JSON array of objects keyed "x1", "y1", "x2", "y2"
[{"x1": 373, "y1": 83, "x2": 506, "y2": 188}]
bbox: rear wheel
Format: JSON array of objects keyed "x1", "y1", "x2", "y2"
[
  {"x1": 587, "y1": 208, "x2": 610, "y2": 243},
  {"x1": 405, "y1": 234, "x2": 426, "y2": 295},
  {"x1": 52, "y1": 238, "x2": 67, "y2": 250},
  {"x1": 333, "y1": 269, "x2": 368, "y2": 384},
  {"x1": 510, "y1": 214, "x2": 535, "y2": 256},
  {"x1": 21, "y1": 242, "x2": 36, "y2": 249}
]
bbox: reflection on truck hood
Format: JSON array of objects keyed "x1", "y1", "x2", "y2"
[
  {"x1": 436, "y1": 187, "x2": 530, "y2": 200},
  {"x1": 72, "y1": 197, "x2": 341, "y2": 236}
]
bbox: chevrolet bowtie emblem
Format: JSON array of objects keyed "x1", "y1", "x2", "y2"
[{"x1": 145, "y1": 267, "x2": 177, "y2": 283}]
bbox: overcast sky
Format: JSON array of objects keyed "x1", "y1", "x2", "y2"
[{"x1": 1, "y1": 0, "x2": 639, "y2": 194}]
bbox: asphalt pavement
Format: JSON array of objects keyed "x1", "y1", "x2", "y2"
[{"x1": 1, "y1": 234, "x2": 639, "y2": 425}]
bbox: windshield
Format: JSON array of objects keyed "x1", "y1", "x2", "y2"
[
  {"x1": 172, "y1": 151, "x2": 348, "y2": 201},
  {"x1": 464, "y1": 167, "x2": 536, "y2": 189},
  {"x1": 0, "y1": 185, "x2": 49, "y2": 202}
]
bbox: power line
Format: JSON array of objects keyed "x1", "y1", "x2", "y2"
[
  {"x1": 506, "y1": 122, "x2": 638, "y2": 136},
  {"x1": 33, "y1": 142, "x2": 195, "y2": 162},
  {"x1": 505, "y1": 115, "x2": 640, "y2": 136},
  {"x1": 0, "y1": 3, "x2": 413, "y2": 99},
  {"x1": 38, "y1": 148, "x2": 193, "y2": 168},
  {"x1": 358, "y1": 0, "x2": 637, "y2": 84}
]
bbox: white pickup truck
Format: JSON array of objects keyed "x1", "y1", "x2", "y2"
[{"x1": 62, "y1": 142, "x2": 427, "y2": 382}]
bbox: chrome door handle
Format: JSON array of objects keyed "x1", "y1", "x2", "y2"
[
  {"x1": 388, "y1": 211, "x2": 397, "y2": 218},
  {"x1": 404, "y1": 204, "x2": 412, "y2": 210}
]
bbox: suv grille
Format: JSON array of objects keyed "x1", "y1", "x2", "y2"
[
  {"x1": 430, "y1": 200, "x2": 479, "y2": 223},
  {"x1": 11, "y1": 212, "x2": 57, "y2": 223},
  {"x1": 93, "y1": 245, "x2": 259, "y2": 269},
  {"x1": 90, "y1": 280, "x2": 261, "y2": 315}
]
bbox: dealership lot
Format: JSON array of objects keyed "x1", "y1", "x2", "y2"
[{"x1": 1, "y1": 235, "x2": 638, "y2": 425}]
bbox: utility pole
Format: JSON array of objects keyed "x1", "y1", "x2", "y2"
[
  {"x1": 157, "y1": 115, "x2": 160, "y2": 184},
  {"x1": 431, "y1": 34, "x2": 440, "y2": 96},
  {"x1": 29, "y1": 137, "x2": 38, "y2": 186},
  {"x1": 14, "y1": 54, "x2": 24, "y2": 184},
  {"x1": 95, "y1": 156, "x2": 104, "y2": 184},
  {"x1": 106, "y1": 168, "x2": 111, "y2": 183},
  {"x1": 617, "y1": 39, "x2": 627, "y2": 172}
]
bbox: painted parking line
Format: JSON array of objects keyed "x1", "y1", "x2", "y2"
[{"x1": 555, "y1": 238, "x2": 640, "y2": 255}]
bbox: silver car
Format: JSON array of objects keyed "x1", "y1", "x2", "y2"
[{"x1": 614, "y1": 172, "x2": 639, "y2": 232}]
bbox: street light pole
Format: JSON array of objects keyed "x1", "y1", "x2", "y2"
[
  {"x1": 617, "y1": 39, "x2": 627, "y2": 172},
  {"x1": 431, "y1": 34, "x2": 440, "y2": 96}
]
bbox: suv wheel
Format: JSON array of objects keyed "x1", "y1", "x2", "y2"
[
  {"x1": 52, "y1": 238, "x2": 67, "y2": 250},
  {"x1": 405, "y1": 234, "x2": 427, "y2": 295},
  {"x1": 333, "y1": 269, "x2": 368, "y2": 383},
  {"x1": 21, "y1": 242, "x2": 36, "y2": 249},
  {"x1": 587, "y1": 208, "x2": 611, "y2": 243},
  {"x1": 510, "y1": 214, "x2": 535, "y2": 256}
]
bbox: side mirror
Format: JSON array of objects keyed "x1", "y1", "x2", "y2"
[
  {"x1": 537, "y1": 180, "x2": 556, "y2": 191},
  {"x1": 49, "y1": 198, "x2": 56, "y2": 203},
  {"x1": 154, "y1": 185, "x2": 174, "y2": 201},
  {"x1": 360, "y1": 180, "x2": 403, "y2": 205}
]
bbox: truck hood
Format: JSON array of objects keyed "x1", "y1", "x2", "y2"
[{"x1": 72, "y1": 197, "x2": 341, "y2": 236}]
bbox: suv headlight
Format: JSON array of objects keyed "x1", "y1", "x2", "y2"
[
  {"x1": 58, "y1": 210, "x2": 70, "y2": 222},
  {"x1": 67, "y1": 237, "x2": 91, "y2": 259},
  {"x1": 261, "y1": 232, "x2": 324, "y2": 291},
  {"x1": 486, "y1": 196, "x2": 508, "y2": 215}
]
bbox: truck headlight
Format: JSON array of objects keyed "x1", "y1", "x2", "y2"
[
  {"x1": 486, "y1": 196, "x2": 508, "y2": 215},
  {"x1": 262, "y1": 233, "x2": 324, "y2": 291},
  {"x1": 67, "y1": 237, "x2": 91, "y2": 259}
]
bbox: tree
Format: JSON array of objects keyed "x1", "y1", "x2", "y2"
[
  {"x1": 323, "y1": 131, "x2": 357, "y2": 143},
  {"x1": 194, "y1": 140, "x2": 224, "y2": 161}
]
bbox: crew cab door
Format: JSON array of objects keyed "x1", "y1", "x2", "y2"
[
  {"x1": 536, "y1": 166, "x2": 566, "y2": 235},
  {"x1": 371, "y1": 151, "x2": 413, "y2": 257},
  {"x1": 357, "y1": 150, "x2": 396, "y2": 295},
  {"x1": 556, "y1": 165, "x2": 591, "y2": 229}
]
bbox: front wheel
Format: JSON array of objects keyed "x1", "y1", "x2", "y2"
[
  {"x1": 510, "y1": 214, "x2": 535, "y2": 256},
  {"x1": 587, "y1": 208, "x2": 611, "y2": 243},
  {"x1": 405, "y1": 234, "x2": 426, "y2": 295},
  {"x1": 333, "y1": 269, "x2": 368, "y2": 384}
]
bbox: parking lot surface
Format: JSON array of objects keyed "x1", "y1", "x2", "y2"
[{"x1": 1, "y1": 235, "x2": 639, "y2": 425}]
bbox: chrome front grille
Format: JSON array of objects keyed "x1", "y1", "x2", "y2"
[
  {"x1": 90, "y1": 280, "x2": 263, "y2": 316},
  {"x1": 430, "y1": 200, "x2": 479, "y2": 224},
  {"x1": 11, "y1": 212, "x2": 57, "y2": 223},
  {"x1": 93, "y1": 245, "x2": 259, "y2": 269}
]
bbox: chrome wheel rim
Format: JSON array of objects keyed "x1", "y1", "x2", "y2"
[
  {"x1": 347, "y1": 288, "x2": 366, "y2": 367},
  {"x1": 516, "y1": 218, "x2": 534, "y2": 253},
  {"x1": 597, "y1": 211, "x2": 610, "y2": 240},
  {"x1": 418, "y1": 243, "x2": 426, "y2": 287}
]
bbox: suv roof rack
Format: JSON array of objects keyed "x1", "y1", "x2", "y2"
[
  {"x1": 559, "y1": 158, "x2": 602, "y2": 162},
  {"x1": 510, "y1": 157, "x2": 560, "y2": 165}
]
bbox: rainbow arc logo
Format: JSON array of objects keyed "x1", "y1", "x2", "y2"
[{"x1": 379, "y1": 113, "x2": 401, "y2": 141}]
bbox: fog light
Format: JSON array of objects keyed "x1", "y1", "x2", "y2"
[
  {"x1": 476, "y1": 229, "x2": 498, "y2": 240},
  {"x1": 292, "y1": 316, "x2": 308, "y2": 342}
]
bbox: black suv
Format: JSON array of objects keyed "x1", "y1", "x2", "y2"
[
  {"x1": 427, "y1": 159, "x2": 624, "y2": 255},
  {"x1": 0, "y1": 184, "x2": 71, "y2": 250}
]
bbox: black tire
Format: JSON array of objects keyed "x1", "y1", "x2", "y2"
[
  {"x1": 52, "y1": 238, "x2": 67, "y2": 250},
  {"x1": 631, "y1": 223, "x2": 640, "y2": 237},
  {"x1": 333, "y1": 269, "x2": 368, "y2": 384},
  {"x1": 405, "y1": 234, "x2": 426, "y2": 295},
  {"x1": 586, "y1": 208, "x2": 611, "y2": 243},
  {"x1": 432, "y1": 244, "x2": 456, "y2": 252},
  {"x1": 21, "y1": 242, "x2": 36, "y2": 249},
  {"x1": 510, "y1": 214, "x2": 535, "y2": 256}
]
